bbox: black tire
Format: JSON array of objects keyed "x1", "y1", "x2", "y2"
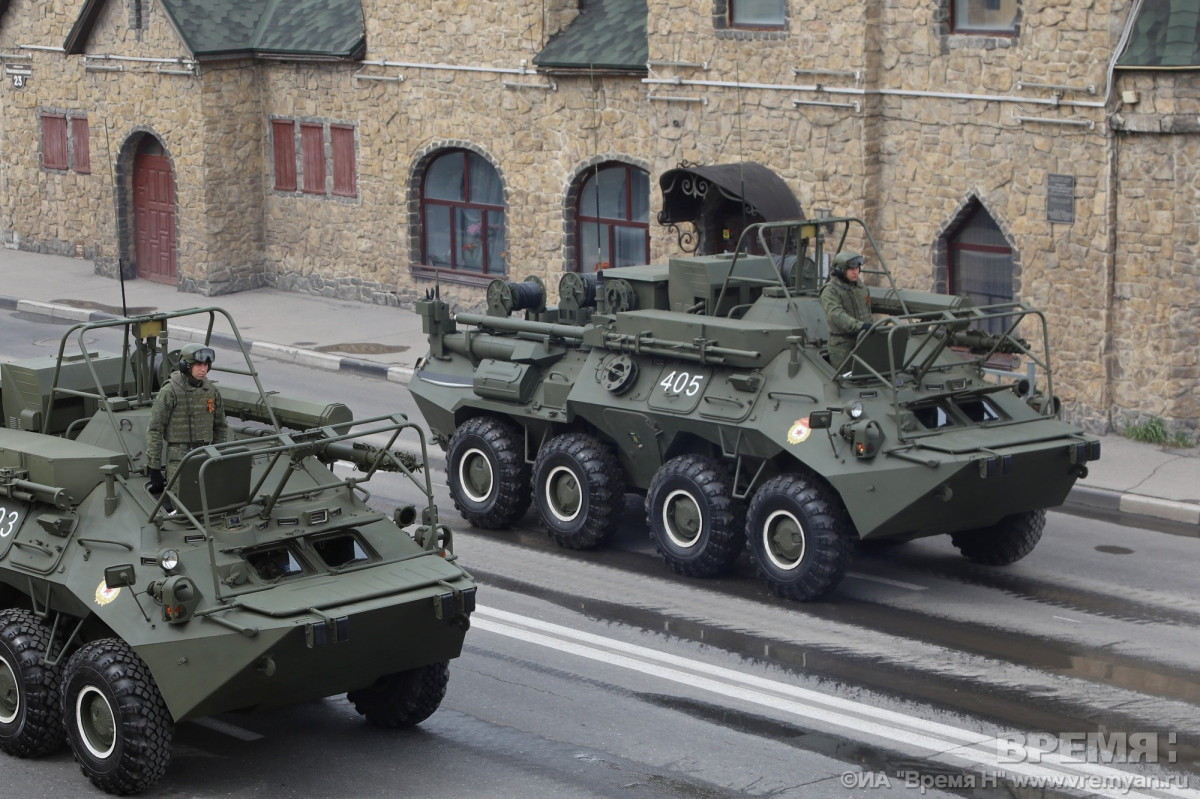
[
  {"x1": 532, "y1": 433, "x2": 624, "y2": 550},
  {"x1": 347, "y1": 661, "x2": 449, "y2": 729},
  {"x1": 0, "y1": 609, "x2": 63, "y2": 758},
  {"x1": 645, "y1": 455, "x2": 744, "y2": 577},
  {"x1": 950, "y1": 509, "x2": 1046, "y2": 565},
  {"x1": 745, "y1": 473, "x2": 854, "y2": 601},
  {"x1": 446, "y1": 416, "x2": 531, "y2": 529},
  {"x1": 61, "y1": 638, "x2": 173, "y2": 795}
]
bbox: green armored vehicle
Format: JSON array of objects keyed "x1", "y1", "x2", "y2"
[
  {"x1": 409, "y1": 217, "x2": 1099, "y2": 601},
  {"x1": 0, "y1": 308, "x2": 475, "y2": 794}
]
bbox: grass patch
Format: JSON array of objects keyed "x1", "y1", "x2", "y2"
[{"x1": 1123, "y1": 416, "x2": 1196, "y2": 448}]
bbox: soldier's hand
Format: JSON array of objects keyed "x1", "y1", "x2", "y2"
[
  {"x1": 860, "y1": 323, "x2": 872, "y2": 334},
  {"x1": 148, "y1": 468, "x2": 165, "y2": 494}
]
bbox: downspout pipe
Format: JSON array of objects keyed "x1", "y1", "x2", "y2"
[{"x1": 1100, "y1": 0, "x2": 1145, "y2": 432}]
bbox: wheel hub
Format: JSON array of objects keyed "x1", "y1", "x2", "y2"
[
  {"x1": 545, "y1": 465, "x2": 582, "y2": 523},
  {"x1": 0, "y1": 655, "x2": 18, "y2": 724},
  {"x1": 76, "y1": 685, "x2": 117, "y2": 759},
  {"x1": 662, "y1": 489, "x2": 703, "y2": 549},
  {"x1": 459, "y1": 447, "x2": 494, "y2": 503},
  {"x1": 763, "y1": 509, "x2": 806, "y2": 570}
]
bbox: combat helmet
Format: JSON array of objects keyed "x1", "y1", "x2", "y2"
[
  {"x1": 179, "y1": 342, "x2": 216, "y2": 372},
  {"x1": 831, "y1": 251, "x2": 864, "y2": 278}
]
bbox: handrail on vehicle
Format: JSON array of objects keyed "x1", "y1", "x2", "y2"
[
  {"x1": 43, "y1": 307, "x2": 282, "y2": 461},
  {"x1": 827, "y1": 302, "x2": 1056, "y2": 444},
  {"x1": 714, "y1": 217, "x2": 910, "y2": 327},
  {"x1": 144, "y1": 412, "x2": 439, "y2": 604}
]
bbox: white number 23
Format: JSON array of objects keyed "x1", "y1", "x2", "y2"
[{"x1": 0, "y1": 508, "x2": 18, "y2": 538}]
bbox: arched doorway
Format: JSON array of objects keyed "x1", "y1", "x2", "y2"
[{"x1": 132, "y1": 136, "x2": 176, "y2": 283}]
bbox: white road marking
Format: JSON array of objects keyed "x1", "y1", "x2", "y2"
[
  {"x1": 473, "y1": 605, "x2": 1196, "y2": 799},
  {"x1": 190, "y1": 717, "x2": 264, "y2": 742},
  {"x1": 846, "y1": 571, "x2": 929, "y2": 591}
]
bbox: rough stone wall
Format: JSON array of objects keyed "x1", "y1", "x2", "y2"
[
  {"x1": 192, "y1": 63, "x2": 265, "y2": 294},
  {"x1": 1, "y1": 0, "x2": 104, "y2": 256},
  {"x1": 259, "y1": 61, "x2": 393, "y2": 302},
  {"x1": 0, "y1": 0, "x2": 210, "y2": 286},
  {"x1": 1109, "y1": 70, "x2": 1200, "y2": 436}
]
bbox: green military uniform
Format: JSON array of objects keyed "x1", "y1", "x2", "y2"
[
  {"x1": 147, "y1": 369, "x2": 228, "y2": 482},
  {"x1": 820, "y1": 267, "x2": 872, "y2": 369}
]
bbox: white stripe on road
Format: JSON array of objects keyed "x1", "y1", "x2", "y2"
[
  {"x1": 845, "y1": 571, "x2": 928, "y2": 591},
  {"x1": 191, "y1": 717, "x2": 264, "y2": 742},
  {"x1": 473, "y1": 605, "x2": 1196, "y2": 799}
]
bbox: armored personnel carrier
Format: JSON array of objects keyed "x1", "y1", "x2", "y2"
[
  {"x1": 0, "y1": 308, "x2": 475, "y2": 794},
  {"x1": 410, "y1": 217, "x2": 1099, "y2": 602}
]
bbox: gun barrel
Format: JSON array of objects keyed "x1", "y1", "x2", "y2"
[
  {"x1": 2, "y1": 479, "x2": 73, "y2": 509},
  {"x1": 454, "y1": 313, "x2": 588, "y2": 340},
  {"x1": 951, "y1": 329, "x2": 1029, "y2": 354},
  {"x1": 320, "y1": 440, "x2": 422, "y2": 473}
]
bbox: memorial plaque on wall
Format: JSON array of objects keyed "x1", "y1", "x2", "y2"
[{"x1": 1047, "y1": 174, "x2": 1075, "y2": 224}]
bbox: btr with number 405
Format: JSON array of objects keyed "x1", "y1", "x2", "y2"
[
  {"x1": 409, "y1": 216, "x2": 1099, "y2": 601},
  {"x1": 0, "y1": 307, "x2": 475, "y2": 794}
]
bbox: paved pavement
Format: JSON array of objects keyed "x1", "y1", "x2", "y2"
[{"x1": 1, "y1": 246, "x2": 1197, "y2": 534}]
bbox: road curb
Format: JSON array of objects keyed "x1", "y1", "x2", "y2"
[
  {"x1": 3, "y1": 295, "x2": 413, "y2": 382},
  {"x1": 1065, "y1": 485, "x2": 1200, "y2": 534}
]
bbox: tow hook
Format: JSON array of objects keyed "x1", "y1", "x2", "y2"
[{"x1": 433, "y1": 582, "x2": 477, "y2": 630}]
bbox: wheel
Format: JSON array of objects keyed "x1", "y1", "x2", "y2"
[
  {"x1": 0, "y1": 609, "x2": 63, "y2": 758},
  {"x1": 446, "y1": 417, "x2": 531, "y2": 528},
  {"x1": 532, "y1": 433, "x2": 624, "y2": 550},
  {"x1": 347, "y1": 661, "x2": 449, "y2": 729},
  {"x1": 61, "y1": 638, "x2": 173, "y2": 795},
  {"x1": 645, "y1": 455, "x2": 744, "y2": 577},
  {"x1": 950, "y1": 509, "x2": 1046, "y2": 565},
  {"x1": 745, "y1": 473, "x2": 854, "y2": 601}
]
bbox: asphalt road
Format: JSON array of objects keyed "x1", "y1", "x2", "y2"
[{"x1": 2, "y1": 310, "x2": 1198, "y2": 799}]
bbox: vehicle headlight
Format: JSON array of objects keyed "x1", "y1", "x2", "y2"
[
  {"x1": 159, "y1": 549, "x2": 180, "y2": 572},
  {"x1": 848, "y1": 401, "x2": 865, "y2": 419}
]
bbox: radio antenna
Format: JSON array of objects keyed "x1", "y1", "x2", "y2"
[{"x1": 590, "y1": 64, "x2": 603, "y2": 272}]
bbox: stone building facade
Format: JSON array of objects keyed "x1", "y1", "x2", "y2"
[{"x1": 0, "y1": 0, "x2": 1196, "y2": 435}]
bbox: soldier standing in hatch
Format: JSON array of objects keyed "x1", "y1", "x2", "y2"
[
  {"x1": 820, "y1": 251, "x2": 873, "y2": 369},
  {"x1": 147, "y1": 343, "x2": 229, "y2": 494}
]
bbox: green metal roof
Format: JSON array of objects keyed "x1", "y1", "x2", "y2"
[
  {"x1": 1117, "y1": 0, "x2": 1200, "y2": 68},
  {"x1": 534, "y1": 0, "x2": 647, "y2": 72},
  {"x1": 65, "y1": 0, "x2": 365, "y2": 60}
]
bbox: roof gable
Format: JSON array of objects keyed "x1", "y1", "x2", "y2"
[
  {"x1": 65, "y1": 0, "x2": 365, "y2": 60},
  {"x1": 1117, "y1": 0, "x2": 1200, "y2": 68},
  {"x1": 534, "y1": 0, "x2": 647, "y2": 72}
]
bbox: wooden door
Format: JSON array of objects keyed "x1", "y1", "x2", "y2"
[{"x1": 133, "y1": 148, "x2": 177, "y2": 283}]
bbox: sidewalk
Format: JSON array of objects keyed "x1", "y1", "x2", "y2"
[{"x1": 2, "y1": 248, "x2": 1197, "y2": 534}]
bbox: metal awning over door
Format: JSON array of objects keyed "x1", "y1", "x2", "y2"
[{"x1": 657, "y1": 162, "x2": 803, "y2": 254}]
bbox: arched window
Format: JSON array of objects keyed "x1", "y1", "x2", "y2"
[
  {"x1": 947, "y1": 203, "x2": 1013, "y2": 333},
  {"x1": 421, "y1": 149, "x2": 506, "y2": 275},
  {"x1": 576, "y1": 163, "x2": 649, "y2": 272}
]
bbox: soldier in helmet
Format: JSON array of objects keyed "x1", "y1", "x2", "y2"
[
  {"x1": 146, "y1": 343, "x2": 229, "y2": 495},
  {"x1": 820, "y1": 251, "x2": 873, "y2": 369}
]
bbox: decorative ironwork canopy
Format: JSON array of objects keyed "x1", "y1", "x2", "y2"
[{"x1": 657, "y1": 162, "x2": 803, "y2": 253}]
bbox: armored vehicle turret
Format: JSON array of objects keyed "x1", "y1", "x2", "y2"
[
  {"x1": 409, "y1": 217, "x2": 1099, "y2": 601},
  {"x1": 0, "y1": 308, "x2": 475, "y2": 794}
]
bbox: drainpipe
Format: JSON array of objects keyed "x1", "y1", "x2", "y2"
[{"x1": 1100, "y1": 0, "x2": 1145, "y2": 433}]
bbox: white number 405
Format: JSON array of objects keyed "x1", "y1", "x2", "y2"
[{"x1": 659, "y1": 370, "x2": 703, "y2": 397}]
